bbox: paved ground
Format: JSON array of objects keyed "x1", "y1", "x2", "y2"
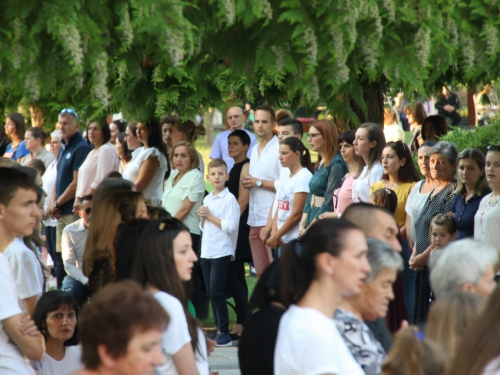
[{"x1": 208, "y1": 344, "x2": 240, "y2": 375}]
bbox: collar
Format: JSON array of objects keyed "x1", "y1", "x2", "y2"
[
  {"x1": 259, "y1": 135, "x2": 278, "y2": 151},
  {"x1": 77, "y1": 218, "x2": 88, "y2": 231},
  {"x1": 61, "y1": 131, "x2": 82, "y2": 147},
  {"x1": 211, "y1": 187, "x2": 229, "y2": 198}
]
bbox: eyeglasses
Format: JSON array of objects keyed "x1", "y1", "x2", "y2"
[
  {"x1": 307, "y1": 133, "x2": 322, "y2": 139},
  {"x1": 50, "y1": 141, "x2": 60, "y2": 145},
  {"x1": 60, "y1": 108, "x2": 80, "y2": 119},
  {"x1": 84, "y1": 208, "x2": 91, "y2": 214}
]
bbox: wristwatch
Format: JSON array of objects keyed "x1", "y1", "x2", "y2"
[
  {"x1": 53, "y1": 201, "x2": 60, "y2": 209},
  {"x1": 256, "y1": 179, "x2": 263, "y2": 188}
]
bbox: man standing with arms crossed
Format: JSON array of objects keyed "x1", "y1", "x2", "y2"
[
  {"x1": 47, "y1": 109, "x2": 91, "y2": 289},
  {"x1": 242, "y1": 105, "x2": 280, "y2": 276},
  {"x1": 210, "y1": 106, "x2": 257, "y2": 173}
]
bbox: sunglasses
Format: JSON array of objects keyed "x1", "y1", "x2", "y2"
[
  {"x1": 83, "y1": 207, "x2": 91, "y2": 214},
  {"x1": 60, "y1": 108, "x2": 80, "y2": 119}
]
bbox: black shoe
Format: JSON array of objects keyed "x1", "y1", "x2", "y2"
[{"x1": 229, "y1": 333, "x2": 241, "y2": 341}]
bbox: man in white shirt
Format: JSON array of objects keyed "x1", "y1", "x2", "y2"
[
  {"x1": 242, "y1": 105, "x2": 281, "y2": 276},
  {"x1": 0, "y1": 167, "x2": 45, "y2": 372},
  {"x1": 209, "y1": 106, "x2": 257, "y2": 173},
  {"x1": 20, "y1": 127, "x2": 55, "y2": 168},
  {"x1": 62, "y1": 194, "x2": 93, "y2": 306}
]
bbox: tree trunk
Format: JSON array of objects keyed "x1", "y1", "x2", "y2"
[
  {"x1": 349, "y1": 81, "x2": 385, "y2": 128},
  {"x1": 467, "y1": 88, "x2": 477, "y2": 126},
  {"x1": 30, "y1": 105, "x2": 45, "y2": 127},
  {"x1": 204, "y1": 109, "x2": 214, "y2": 147}
]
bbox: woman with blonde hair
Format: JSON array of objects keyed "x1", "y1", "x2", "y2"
[
  {"x1": 383, "y1": 107, "x2": 405, "y2": 142},
  {"x1": 382, "y1": 326, "x2": 450, "y2": 375},
  {"x1": 298, "y1": 120, "x2": 347, "y2": 235},
  {"x1": 83, "y1": 191, "x2": 148, "y2": 296},
  {"x1": 425, "y1": 292, "x2": 486, "y2": 357}
]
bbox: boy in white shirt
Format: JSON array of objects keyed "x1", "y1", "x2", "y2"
[{"x1": 198, "y1": 159, "x2": 240, "y2": 347}]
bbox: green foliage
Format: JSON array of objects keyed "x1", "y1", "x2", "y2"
[
  {"x1": 440, "y1": 117, "x2": 500, "y2": 154},
  {"x1": 1, "y1": 0, "x2": 500, "y2": 126}
]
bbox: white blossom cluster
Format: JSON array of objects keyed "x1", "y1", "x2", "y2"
[
  {"x1": 122, "y1": 4, "x2": 134, "y2": 47},
  {"x1": 415, "y1": 27, "x2": 431, "y2": 68},
  {"x1": 24, "y1": 72, "x2": 40, "y2": 102},
  {"x1": 12, "y1": 42, "x2": 22, "y2": 69},
  {"x1": 59, "y1": 24, "x2": 84, "y2": 68},
  {"x1": 381, "y1": 0, "x2": 395, "y2": 22},
  {"x1": 260, "y1": 0, "x2": 273, "y2": 20},
  {"x1": 461, "y1": 35, "x2": 475, "y2": 71},
  {"x1": 360, "y1": 36, "x2": 378, "y2": 71},
  {"x1": 447, "y1": 18, "x2": 458, "y2": 47},
  {"x1": 152, "y1": 65, "x2": 162, "y2": 82},
  {"x1": 222, "y1": 0, "x2": 235, "y2": 26},
  {"x1": 258, "y1": 76, "x2": 268, "y2": 95},
  {"x1": 394, "y1": 64, "x2": 399, "y2": 79},
  {"x1": 166, "y1": 28, "x2": 184, "y2": 67},
  {"x1": 116, "y1": 61, "x2": 128, "y2": 82},
  {"x1": 331, "y1": 31, "x2": 349, "y2": 85},
  {"x1": 483, "y1": 23, "x2": 498, "y2": 57},
  {"x1": 369, "y1": 3, "x2": 383, "y2": 38},
  {"x1": 342, "y1": 4, "x2": 358, "y2": 46},
  {"x1": 270, "y1": 45, "x2": 285, "y2": 72},
  {"x1": 150, "y1": 3, "x2": 156, "y2": 14},
  {"x1": 303, "y1": 27, "x2": 318, "y2": 66},
  {"x1": 13, "y1": 18, "x2": 22, "y2": 40},
  {"x1": 75, "y1": 75, "x2": 84, "y2": 90},
  {"x1": 93, "y1": 52, "x2": 109, "y2": 108},
  {"x1": 310, "y1": 75, "x2": 320, "y2": 102}
]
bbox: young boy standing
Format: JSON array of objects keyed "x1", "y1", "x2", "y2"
[{"x1": 198, "y1": 159, "x2": 240, "y2": 347}]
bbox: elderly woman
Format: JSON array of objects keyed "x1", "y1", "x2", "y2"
[
  {"x1": 335, "y1": 238, "x2": 403, "y2": 375},
  {"x1": 383, "y1": 107, "x2": 405, "y2": 143},
  {"x1": 122, "y1": 120, "x2": 169, "y2": 206},
  {"x1": 410, "y1": 141, "x2": 458, "y2": 324},
  {"x1": 75, "y1": 119, "x2": 119, "y2": 211},
  {"x1": 450, "y1": 148, "x2": 490, "y2": 240}
]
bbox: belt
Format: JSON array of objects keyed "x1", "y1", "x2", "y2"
[{"x1": 310, "y1": 194, "x2": 325, "y2": 208}]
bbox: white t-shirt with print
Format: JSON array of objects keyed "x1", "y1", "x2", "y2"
[
  {"x1": 154, "y1": 291, "x2": 192, "y2": 374},
  {"x1": 0, "y1": 252, "x2": 36, "y2": 374},
  {"x1": 4, "y1": 238, "x2": 44, "y2": 313},
  {"x1": 275, "y1": 168, "x2": 312, "y2": 243},
  {"x1": 274, "y1": 305, "x2": 364, "y2": 375},
  {"x1": 31, "y1": 346, "x2": 81, "y2": 375}
]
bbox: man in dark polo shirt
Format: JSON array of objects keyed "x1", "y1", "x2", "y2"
[{"x1": 46, "y1": 108, "x2": 91, "y2": 289}]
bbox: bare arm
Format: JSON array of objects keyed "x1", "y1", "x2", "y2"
[
  {"x1": 268, "y1": 193, "x2": 308, "y2": 248},
  {"x1": 135, "y1": 156, "x2": 160, "y2": 192},
  {"x1": 237, "y1": 163, "x2": 250, "y2": 216},
  {"x1": 3, "y1": 314, "x2": 44, "y2": 360},
  {"x1": 405, "y1": 214, "x2": 414, "y2": 251},
  {"x1": 242, "y1": 175, "x2": 276, "y2": 192},
  {"x1": 57, "y1": 170, "x2": 78, "y2": 206},
  {"x1": 175, "y1": 198, "x2": 196, "y2": 222},
  {"x1": 172, "y1": 343, "x2": 200, "y2": 375},
  {"x1": 23, "y1": 296, "x2": 38, "y2": 318}
]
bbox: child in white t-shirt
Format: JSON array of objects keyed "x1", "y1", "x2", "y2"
[
  {"x1": 266, "y1": 138, "x2": 312, "y2": 252},
  {"x1": 198, "y1": 159, "x2": 240, "y2": 347}
]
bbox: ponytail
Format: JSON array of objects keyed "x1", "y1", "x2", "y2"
[
  {"x1": 175, "y1": 120, "x2": 206, "y2": 143},
  {"x1": 279, "y1": 219, "x2": 360, "y2": 308},
  {"x1": 282, "y1": 137, "x2": 313, "y2": 172}
]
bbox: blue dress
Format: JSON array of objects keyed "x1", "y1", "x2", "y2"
[
  {"x1": 4, "y1": 141, "x2": 29, "y2": 160},
  {"x1": 451, "y1": 188, "x2": 491, "y2": 240},
  {"x1": 303, "y1": 153, "x2": 347, "y2": 227}
]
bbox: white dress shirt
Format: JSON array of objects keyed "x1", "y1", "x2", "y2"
[
  {"x1": 200, "y1": 188, "x2": 240, "y2": 260},
  {"x1": 62, "y1": 218, "x2": 89, "y2": 285},
  {"x1": 247, "y1": 136, "x2": 281, "y2": 227}
]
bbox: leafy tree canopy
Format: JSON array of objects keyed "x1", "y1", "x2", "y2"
[{"x1": 1, "y1": 0, "x2": 499, "y2": 127}]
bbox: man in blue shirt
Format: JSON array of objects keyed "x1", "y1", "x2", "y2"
[{"x1": 46, "y1": 109, "x2": 91, "y2": 288}]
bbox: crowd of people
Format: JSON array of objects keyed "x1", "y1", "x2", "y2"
[{"x1": 1, "y1": 102, "x2": 500, "y2": 375}]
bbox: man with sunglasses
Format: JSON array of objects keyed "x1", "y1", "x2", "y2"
[
  {"x1": 47, "y1": 108, "x2": 91, "y2": 289},
  {"x1": 61, "y1": 194, "x2": 93, "y2": 306}
]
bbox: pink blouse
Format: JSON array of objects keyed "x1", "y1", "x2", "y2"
[{"x1": 334, "y1": 175, "x2": 355, "y2": 214}]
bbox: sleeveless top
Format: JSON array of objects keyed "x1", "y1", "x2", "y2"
[{"x1": 226, "y1": 159, "x2": 252, "y2": 262}]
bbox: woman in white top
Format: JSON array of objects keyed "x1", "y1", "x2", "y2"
[
  {"x1": 383, "y1": 106, "x2": 405, "y2": 142},
  {"x1": 475, "y1": 146, "x2": 500, "y2": 250},
  {"x1": 122, "y1": 120, "x2": 169, "y2": 206},
  {"x1": 75, "y1": 120, "x2": 119, "y2": 210},
  {"x1": 352, "y1": 123, "x2": 385, "y2": 203},
  {"x1": 274, "y1": 219, "x2": 371, "y2": 375},
  {"x1": 267, "y1": 137, "x2": 312, "y2": 250},
  {"x1": 31, "y1": 291, "x2": 82, "y2": 375},
  {"x1": 116, "y1": 218, "x2": 208, "y2": 375}
]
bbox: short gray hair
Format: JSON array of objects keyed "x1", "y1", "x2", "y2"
[
  {"x1": 365, "y1": 238, "x2": 403, "y2": 284},
  {"x1": 50, "y1": 130, "x2": 61, "y2": 140},
  {"x1": 58, "y1": 112, "x2": 78, "y2": 125},
  {"x1": 430, "y1": 239, "x2": 498, "y2": 299},
  {"x1": 427, "y1": 141, "x2": 458, "y2": 165}
]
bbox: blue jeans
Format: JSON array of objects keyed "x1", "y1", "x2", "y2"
[
  {"x1": 62, "y1": 276, "x2": 88, "y2": 306},
  {"x1": 201, "y1": 256, "x2": 231, "y2": 334},
  {"x1": 401, "y1": 239, "x2": 416, "y2": 324}
]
